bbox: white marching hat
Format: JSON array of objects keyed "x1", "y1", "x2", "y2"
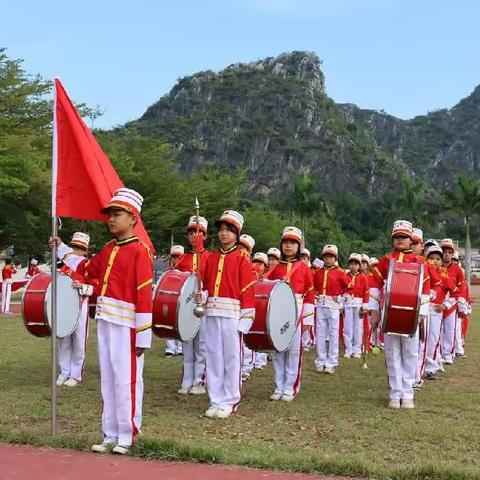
[
  {"x1": 101, "y1": 187, "x2": 144, "y2": 217},
  {"x1": 440, "y1": 238, "x2": 455, "y2": 250},
  {"x1": 70, "y1": 232, "x2": 90, "y2": 250},
  {"x1": 187, "y1": 216, "x2": 208, "y2": 233},
  {"x1": 301, "y1": 248, "x2": 311, "y2": 258},
  {"x1": 267, "y1": 247, "x2": 281, "y2": 260},
  {"x1": 216, "y1": 210, "x2": 244, "y2": 233},
  {"x1": 425, "y1": 245, "x2": 443, "y2": 258},
  {"x1": 239, "y1": 234, "x2": 255, "y2": 252},
  {"x1": 30, "y1": 259, "x2": 38, "y2": 266},
  {"x1": 348, "y1": 253, "x2": 362, "y2": 263},
  {"x1": 282, "y1": 226, "x2": 302, "y2": 244},
  {"x1": 322, "y1": 244, "x2": 338, "y2": 258},
  {"x1": 391, "y1": 220, "x2": 413, "y2": 238},
  {"x1": 412, "y1": 228, "x2": 423, "y2": 242},
  {"x1": 170, "y1": 245, "x2": 184, "y2": 256},
  {"x1": 369, "y1": 257, "x2": 379, "y2": 267},
  {"x1": 361, "y1": 253, "x2": 370, "y2": 263},
  {"x1": 253, "y1": 252, "x2": 268, "y2": 265}
]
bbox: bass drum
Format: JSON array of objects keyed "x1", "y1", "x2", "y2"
[
  {"x1": 152, "y1": 269, "x2": 200, "y2": 342},
  {"x1": 22, "y1": 273, "x2": 80, "y2": 338},
  {"x1": 382, "y1": 260, "x2": 424, "y2": 336},
  {"x1": 244, "y1": 280, "x2": 298, "y2": 353}
]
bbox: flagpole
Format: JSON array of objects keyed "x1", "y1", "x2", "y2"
[{"x1": 50, "y1": 79, "x2": 59, "y2": 435}]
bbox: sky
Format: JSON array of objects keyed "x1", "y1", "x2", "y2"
[{"x1": 3, "y1": 0, "x2": 480, "y2": 129}]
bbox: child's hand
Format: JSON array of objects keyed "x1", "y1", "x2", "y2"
[
  {"x1": 135, "y1": 347, "x2": 145, "y2": 357},
  {"x1": 49, "y1": 236, "x2": 62, "y2": 248}
]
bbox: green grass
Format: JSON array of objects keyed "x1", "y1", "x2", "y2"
[{"x1": 1, "y1": 313, "x2": 479, "y2": 480}]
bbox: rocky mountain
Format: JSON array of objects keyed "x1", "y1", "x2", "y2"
[{"x1": 132, "y1": 51, "x2": 406, "y2": 203}]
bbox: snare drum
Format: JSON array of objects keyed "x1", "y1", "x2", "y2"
[
  {"x1": 382, "y1": 260, "x2": 424, "y2": 336},
  {"x1": 152, "y1": 269, "x2": 201, "y2": 342},
  {"x1": 244, "y1": 280, "x2": 298, "y2": 352},
  {"x1": 22, "y1": 273, "x2": 80, "y2": 338}
]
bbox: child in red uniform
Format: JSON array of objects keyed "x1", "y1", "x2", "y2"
[
  {"x1": 343, "y1": 253, "x2": 369, "y2": 358},
  {"x1": 57, "y1": 232, "x2": 95, "y2": 387},
  {"x1": 424, "y1": 244, "x2": 456, "y2": 379},
  {"x1": 25, "y1": 259, "x2": 41, "y2": 279},
  {"x1": 199, "y1": 210, "x2": 256, "y2": 418},
  {"x1": 252, "y1": 252, "x2": 269, "y2": 369},
  {"x1": 268, "y1": 227, "x2": 314, "y2": 401},
  {"x1": 52, "y1": 188, "x2": 153, "y2": 454},
  {"x1": 267, "y1": 248, "x2": 281, "y2": 270},
  {"x1": 175, "y1": 216, "x2": 210, "y2": 395},
  {"x1": 440, "y1": 239, "x2": 467, "y2": 365},
  {"x1": 314, "y1": 245, "x2": 350, "y2": 374},
  {"x1": 1, "y1": 259, "x2": 17, "y2": 314},
  {"x1": 375, "y1": 220, "x2": 429, "y2": 409}
]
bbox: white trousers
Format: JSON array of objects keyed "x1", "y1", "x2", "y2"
[
  {"x1": 425, "y1": 311, "x2": 443, "y2": 374},
  {"x1": 343, "y1": 306, "x2": 363, "y2": 356},
  {"x1": 442, "y1": 310, "x2": 457, "y2": 362},
  {"x1": 415, "y1": 315, "x2": 430, "y2": 382},
  {"x1": 454, "y1": 316, "x2": 464, "y2": 355},
  {"x1": 97, "y1": 319, "x2": 144, "y2": 447},
  {"x1": 181, "y1": 321, "x2": 206, "y2": 389},
  {"x1": 1, "y1": 281, "x2": 12, "y2": 313},
  {"x1": 58, "y1": 299, "x2": 89, "y2": 381},
  {"x1": 302, "y1": 325, "x2": 315, "y2": 348},
  {"x1": 165, "y1": 339, "x2": 183, "y2": 355},
  {"x1": 204, "y1": 316, "x2": 242, "y2": 412},
  {"x1": 254, "y1": 352, "x2": 268, "y2": 367},
  {"x1": 241, "y1": 343, "x2": 256, "y2": 374},
  {"x1": 273, "y1": 323, "x2": 303, "y2": 396},
  {"x1": 384, "y1": 332, "x2": 419, "y2": 400},
  {"x1": 315, "y1": 306, "x2": 340, "y2": 368}
]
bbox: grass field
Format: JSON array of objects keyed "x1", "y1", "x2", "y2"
[{"x1": 0, "y1": 313, "x2": 479, "y2": 480}]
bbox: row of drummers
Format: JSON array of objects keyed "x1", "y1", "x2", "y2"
[{"x1": 156, "y1": 213, "x2": 471, "y2": 415}]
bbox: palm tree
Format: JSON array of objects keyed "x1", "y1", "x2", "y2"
[{"x1": 443, "y1": 174, "x2": 480, "y2": 289}]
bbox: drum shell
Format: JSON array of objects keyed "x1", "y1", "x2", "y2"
[
  {"x1": 244, "y1": 281, "x2": 276, "y2": 351},
  {"x1": 152, "y1": 270, "x2": 199, "y2": 341},
  {"x1": 382, "y1": 261, "x2": 423, "y2": 336},
  {"x1": 244, "y1": 280, "x2": 298, "y2": 353},
  {"x1": 22, "y1": 274, "x2": 52, "y2": 337}
]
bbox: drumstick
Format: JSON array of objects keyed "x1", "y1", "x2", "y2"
[{"x1": 193, "y1": 198, "x2": 205, "y2": 318}]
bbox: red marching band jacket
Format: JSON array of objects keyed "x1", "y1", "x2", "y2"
[
  {"x1": 345, "y1": 271, "x2": 370, "y2": 308},
  {"x1": 313, "y1": 266, "x2": 350, "y2": 309},
  {"x1": 429, "y1": 265, "x2": 456, "y2": 307},
  {"x1": 58, "y1": 237, "x2": 154, "y2": 347},
  {"x1": 443, "y1": 262, "x2": 467, "y2": 317},
  {"x1": 1, "y1": 265, "x2": 16, "y2": 282},
  {"x1": 201, "y1": 246, "x2": 256, "y2": 333},
  {"x1": 267, "y1": 260, "x2": 315, "y2": 325},
  {"x1": 174, "y1": 249, "x2": 210, "y2": 275}
]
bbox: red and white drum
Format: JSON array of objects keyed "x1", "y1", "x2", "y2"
[
  {"x1": 152, "y1": 269, "x2": 200, "y2": 342},
  {"x1": 22, "y1": 273, "x2": 80, "y2": 338},
  {"x1": 382, "y1": 260, "x2": 424, "y2": 336},
  {"x1": 244, "y1": 280, "x2": 298, "y2": 353}
]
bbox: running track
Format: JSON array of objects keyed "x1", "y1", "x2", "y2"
[{"x1": 0, "y1": 444, "x2": 349, "y2": 480}]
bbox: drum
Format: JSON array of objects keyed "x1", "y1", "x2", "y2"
[
  {"x1": 22, "y1": 273, "x2": 80, "y2": 338},
  {"x1": 152, "y1": 269, "x2": 200, "y2": 342},
  {"x1": 382, "y1": 260, "x2": 424, "y2": 336},
  {"x1": 244, "y1": 280, "x2": 298, "y2": 353}
]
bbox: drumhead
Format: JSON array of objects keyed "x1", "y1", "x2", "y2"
[
  {"x1": 45, "y1": 274, "x2": 80, "y2": 338},
  {"x1": 176, "y1": 273, "x2": 201, "y2": 341},
  {"x1": 267, "y1": 281, "x2": 298, "y2": 352}
]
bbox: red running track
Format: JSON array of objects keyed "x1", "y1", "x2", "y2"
[{"x1": 0, "y1": 444, "x2": 348, "y2": 480}]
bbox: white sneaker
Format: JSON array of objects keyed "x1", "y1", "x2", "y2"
[
  {"x1": 205, "y1": 406, "x2": 218, "y2": 418},
  {"x1": 91, "y1": 441, "x2": 115, "y2": 453},
  {"x1": 281, "y1": 394, "x2": 295, "y2": 402},
  {"x1": 189, "y1": 384, "x2": 206, "y2": 395},
  {"x1": 401, "y1": 399, "x2": 415, "y2": 409},
  {"x1": 443, "y1": 358, "x2": 454, "y2": 365},
  {"x1": 324, "y1": 367, "x2": 336, "y2": 374},
  {"x1": 112, "y1": 445, "x2": 130, "y2": 455},
  {"x1": 343, "y1": 353, "x2": 351, "y2": 358},
  {"x1": 353, "y1": 354, "x2": 362, "y2": 359},
  {"x1": 241, "y1": 372, "x2": 251, "y2": 381},
  {"x1": 56, "y1": 376, "x2": 67, "y2": 387},
  {"x1": 269, "y1": 392, "x2": 283, "y2": 401},
  {"x1": 388, "y1": 399, "x2": 401, "y2": 409},
  {"x1": 64, "y1": 378, "x2": 80, "y2": 387},
  {"x1": 177, "y1": 387, "x2": 190, "y2": 395},
  {"x1": 315, "y1": 366, "x2": 325, "y2": 373},
  {"x1": 215, "y1": 409, "x2": 231, "y2": 419}
]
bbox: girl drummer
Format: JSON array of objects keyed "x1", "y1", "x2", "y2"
[{"x1": 268, "y1": 227, "x2": 315, "y2": 402}]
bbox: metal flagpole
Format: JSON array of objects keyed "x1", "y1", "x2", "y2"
[{"x1": 50, "y1": 80, "x2": 59, "y2": 435}]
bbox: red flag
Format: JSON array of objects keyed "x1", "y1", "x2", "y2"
[{"x1": 52, "y1": 79, "x2": 154, "y2": 251}]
